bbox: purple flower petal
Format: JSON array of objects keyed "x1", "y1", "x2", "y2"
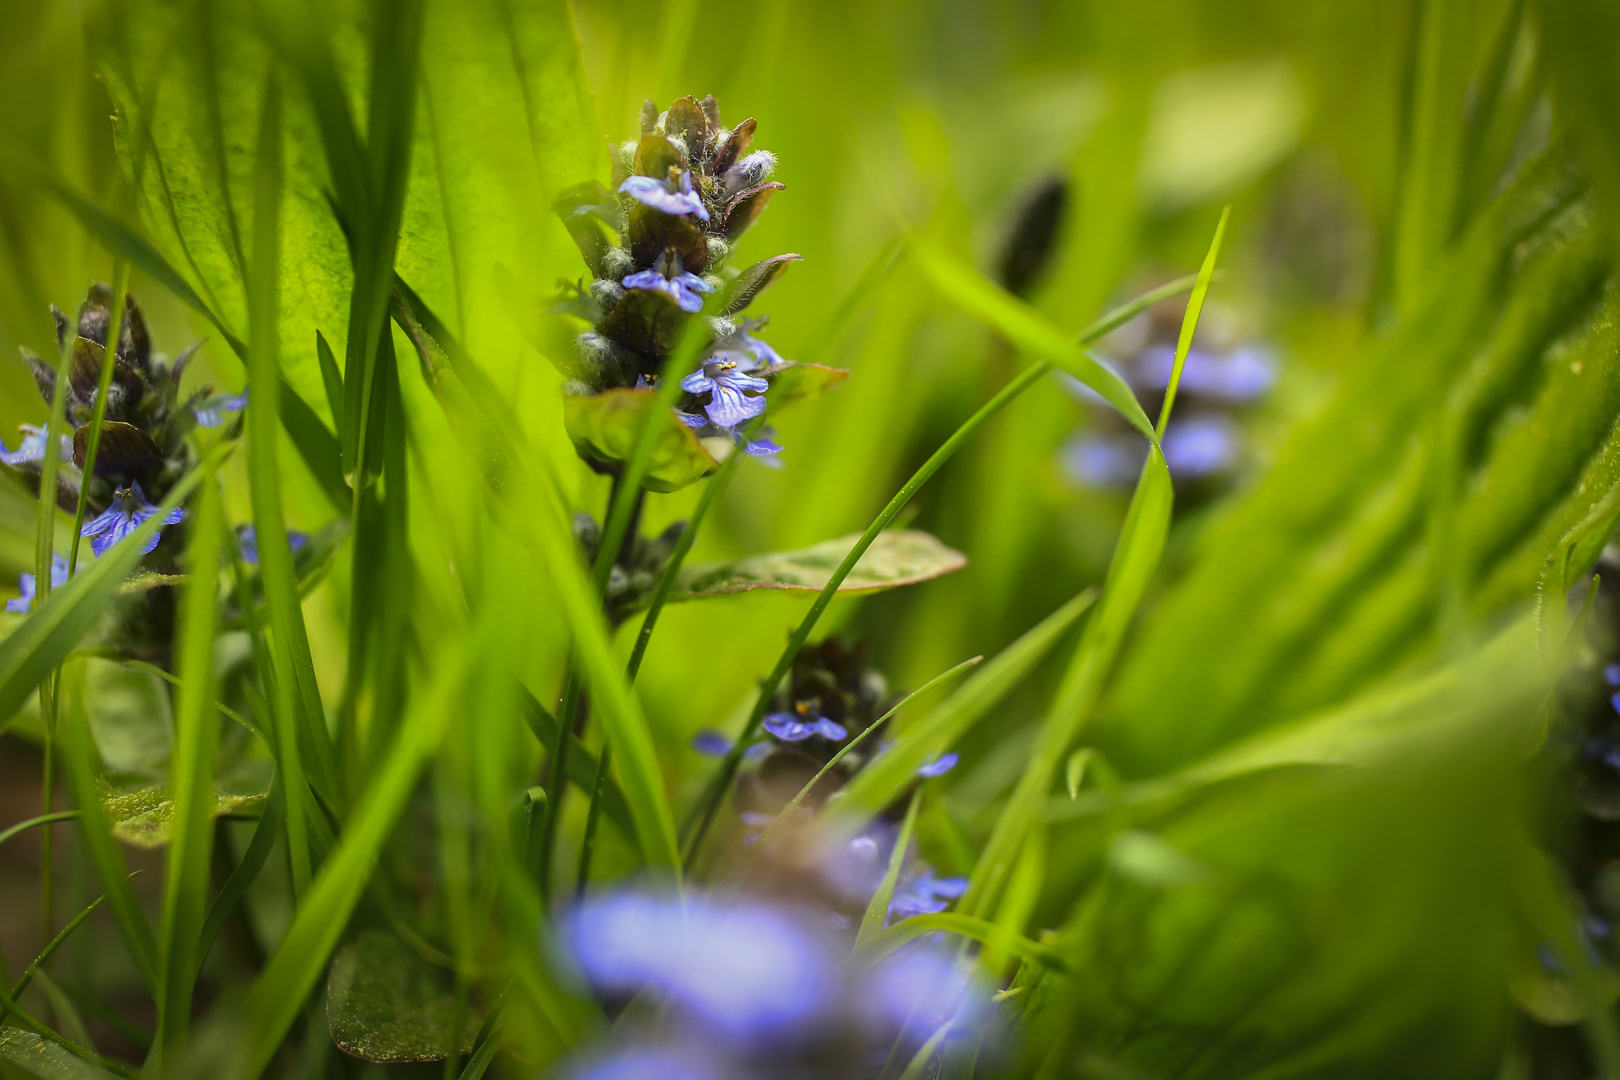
[
  {"x1": 917, "y1": 752, "x2": 959, "y2": 778},
  {"x1": 692, "y1": 729, "x2": 731, "y2": 756}
]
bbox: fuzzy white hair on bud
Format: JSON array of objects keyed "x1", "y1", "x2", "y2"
[
  {"x1": 705, "y1": 237, "x2": 732, "y2": 264},
  {"x1": 601, "y1": 247, "x2": 634, "y2": 277},
  {"x1": 724, "y1": 150, "x2": 777, "y2": 196}
]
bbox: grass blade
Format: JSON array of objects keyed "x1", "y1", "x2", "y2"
[
  {"x1": 153, "y1": 472, "x2": 224, "y2": 1067},
  {"x1": 195, "y1": 772, "x2": 283, "y2": 979},
  {"x1": 3, "y1": 893, "x2": 107, "y2": 1023},
  {"x1": 853, "y1": 912, "x2": 1063, "y2": 972},
  {"x1": 0, "y1": 812, "x2": 80, "y2": 850},
  {"x1": 857, "y1": 790, "x2": 920, "y2": 948},
  {"x1": 830, "y1": 588, "x2": 1096, "y2": 828},
  {"x1": 909, "y1": 236, "x2": 1156, "y2": 442},
  {"x1": 962, "y1": 210, "x2": 1228, "y2": 920}
]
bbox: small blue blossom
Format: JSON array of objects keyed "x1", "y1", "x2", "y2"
[
  {"x1": 1138, "y1": 344, "x2": 1276, "y2": 402},
  {"x1": 1162, "y1": 415, "x2": 1240, "y2": 477},
  {"x1": 692, "y1": 729, "x2": 732, "y2": 756},
  {"x1": 1605, "y1": 663, "x2": 1620, "y2": 688},
  {"x1": 917, "y1": 752, "x2": 959, "y2": 778},
  {"x1": 681, "y1": 354, "x2": 769, "y2": 428},
  {"x1": 563, "y1": 890, "x2": 835, "y2": 1045},
  {"x1": 736, "y1": 321, "x2": 784, "y2": 367},
  {"x1": 862, "y1": 944, "x2": 988, "y2": 1046},
  {"x1": 1, "y1": 424, "x2": 72, "y2": 468},
  {"x1": 764, "y1": 706, "x2": 846, "y2": 742},
  {"x1": 623, "y1": 265, "x2": 713, "y2": 314},
  {"x1": 192, "y1": 389, "x2": 248, "y2": 428},
  {"x1": 619, "y1": 171, "x2": 710, "y2": 221},
  {"x1": 7, "y1": 554, "x2": 68, "y2": 614},
  {"x1": 80, "y1": 481, "x2": 183, "y2": 558},
  {"x1": 564, "y1": 1044, "x2": 716, "y2": 1080},
  {"x1": 888, "y1": 871, "x2": 969, "y2": 922},
  {"x1": 236, "y1": 525, "x2": 309, "y2": 565}
]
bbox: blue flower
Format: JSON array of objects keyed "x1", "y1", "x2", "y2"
[
  {"x1": 236, "y1": 524, "x2": 309, "y2": 565},
  {"x1": 623, "y1": 266, "x2": 713, "y2": 313},
  {"x1": 563, "y1": 890, "x2": 836, "y2": 1045},
  {"x1": 192, "y1": 389, "x2": 248, "y2": 428},
  {"x1": 619, "y1": 171, "x2": 710, "y2": 221},
  {"x1": 80, "y1": 481, "x2": 183, "y2": 557},
  {"x1": 861, "y1": 943, "x2": 988, "y2": 1046},
  {"x1": 917, "y1": 752, "x2": 959, "y2": 778},
  {"x1": 680, "y1": 354, "x2": 769, "y2": 428},
  {"x1": 735, "y1": 321, "x2": 784, "y2": 367},
  {"x1": 564, "y1": 1044, "x2": 717, "y2": 1080},
  {"x1": 1, "y1": 424, "x2": 72, "y2": 468},
  {"x1": 764, "y1": 704, "x2": 846, "y2": 742},
  {"x1": 7, "y1": 554, "x2": 68, "y2": 614},
  {"x1": 1606, "y1": 663, "x2": 1620, "y2": 688},
  {"x1": 692, "y1": 729, "x2": 732, "y2": 756},
  {"x1": 888, "y1": 871, "x2": 969, "y2": 921},
  {"x1": 1162, "y1": 415, "x2": 1240, "y2": 478}
]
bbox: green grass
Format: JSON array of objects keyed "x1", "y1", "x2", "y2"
[{"x1": 1, "y1": 0, "x2": 1620, "y2": 1077}]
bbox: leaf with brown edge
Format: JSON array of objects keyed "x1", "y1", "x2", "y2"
[
  {"x1": 719, "y1": 254, "x2": 803, "y2": 315},
  {"x1": 74, "y1": 421, "x2": 163, "y2": 475},
  {"x1": 563, "y1": 388, "x2": 719, "y2": 494},
  {"x1": 68, "y1": 336, "x2": 143, "y2": 415},
  {"x1": 764, "y1": 361, "x2": 850, "y2": 408},
  {"x1": 663, "y1": 529, "x2": 966, "y2": 606},
  {"x1": 715, "y1": 117, "x2": 756, "y2": 175},
  {"x1": 98, "y1": 759, "x2": 272, "y2": 849},
  {"x1": 633, "y1": 132, "x2": 687, "y2": 177},
  {"x1": 723, "y1": 182, "x2": 785, "y2": 241},
  {"x1": 665, "y1": 96, "x2": 711, "y2": 156}
]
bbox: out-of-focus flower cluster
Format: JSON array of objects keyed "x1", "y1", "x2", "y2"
[
  {"x1": 559, "y1": 889, "x2": 989, "y2": 1080},
  {"x1": 1060, "y1": 300, "x2": 1275, "y2": 498}
]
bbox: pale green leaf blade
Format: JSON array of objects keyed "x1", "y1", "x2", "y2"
[{"x1": 669, "y1": 529, "x2": 967, "y2": 605}]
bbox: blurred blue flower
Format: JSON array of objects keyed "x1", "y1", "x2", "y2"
[
  {"x1": 0, "y1": 424, "x2": 71, "y2": 468},
  {"x1": 192, "y1": 388, "x2": 248, "y2": 428},
  {"x1": 736, "y1": 322, "x2": 783, "y2": 367},
  {"x1": 862, "y1": 944, "x2": 988, "y2": 1044},
  {"x1": 236, "y1": 524, "x2": 309, "y2": 566},
  {"x1": 1061, "y1": 434, "x2": 1143, "y2": 489},
  {"x1": 7, "y1": 554, "x2": 68, "y2": 614},
  {"x1": 764, "y1": 707, "x2": 846, "y2": 742},
  {"x1": 692, "y1": 729, "x2": 732, "y2": 756},
  {"x1": 563, "y1": 1044, "x2": 718, "y2": 1080},
  {"x1": 1136, "y1": 344, "x2": 1276, "y2": 402},
  {"x1": 81, "y1": 481, "x2": 183, "y2": 557},
  {"x1": 564, "y1": 890, "x2": 835, "y2": 1044},
  {"x1": 1606, "y1": 663, "x2": 1620, "y2": 688},
  {"x1": 620, "y1": 171, "x2": 710, "y2": 221},
  {"x1": 681, "y1": 355, "x2": 769, "y2": 428},
  {"x1": 889, "y1": 871, "x2": 969, "y2": 922},
  {"x1": 917, "y1": 752, "x2": 959, "y2": 778},
  {"x1": 1161, "y1": 415, "x2": 1240, "y2": 478}
]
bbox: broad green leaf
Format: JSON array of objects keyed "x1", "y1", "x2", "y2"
[
  {"x1": 0, "y1": 1030, "x2": 121, "y2": 1080},
  {"x1": 562, "y1": 389, "x2": 718, "y2": 494},
  {"x1": 668, "y1": 529, "x2": 966, "y2": 605},
  {"x1": 765, "y1": 362, "x2": 852, "y2": 408},
  {"x1": 908, "y1": 236, "x2": 1156, "y2": 442},
  {"x1": 718, "y1": 253, "x2": 802, "y2": 315},
  {"x1": 325, "y1": 929, "x2": 480, "y2": 1064},
  {"x1": 98, "y1": 761, "x2": 271, "y2": 850}
]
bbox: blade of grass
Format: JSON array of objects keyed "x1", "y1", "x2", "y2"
[
  {"x1": 58, "y1": 659, "x2": 158, "y2": 996},
  {"x1": 195, "y1": 771, "x2": 283, "y2": 979},
  {"x1": 2, "y1": 893, "x2": 107, "y2": 1024},
  {"x1": 909, "y1": 236, "x2": 1156, "y2": 441},
  {"x1": 0, "y1": 1009, "x2": 134, "y2": 1080},
  {"x1": 751, "y1": 655, "x2": 982, "y2": 856},
  {"x1": 0, "y1": 812, "x2": 80, "y2": 850},
  {"x1": 246, "y1": 76, "x2": 332, "y2": 899},
  {"x1": 962, "y1": 209, "x2": 1228, "y2": 921},
  {"x1": 679, "y1": 272, "x2": 1206, "y2": 862},
  {"x1": 854, "y1": 912, "x2": 1065, "y2": 973},
  {"x1": 239, "y1": 627, "x2": 477, "y2": 1077},
  {"x1": 830, "y1": 588, "x2": 1096, "y2": 828},
  {"x1": 65, "y1": 263, "x2": 130, "y2": 581},
  {"x1": 153, "y1": 471, "x2": 224, "y2": 1068},
  {"x1": 857, "y1": 790, "x2": 921, "y2": 948}
]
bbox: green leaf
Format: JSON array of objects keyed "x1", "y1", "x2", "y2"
[
  {"x1": 908, "y1": 236, "x2": 1156, "y2": 442},
  {"x1": 668, "y1": 529, "x2": 966, "y2": 605},
  {"x1": 97, "y1": 761, "x2": 271, "y2": 850},
  {"x1": 718, "y1": 253, "x2": 802, "y2": 315},
  {"x1": 857, "y1": 791, "x2": 920, "y2": 948},
  {"x1": 563, "y1": 388, "x2": 719, "y2": 493},
  {"x1": 854, "y1": 912, "x2": 1066, "y2": 972},
  {"x1": 0, "y1": 1030, "x2": 122, "y2": 1080},
  {"x1": 765, "y1": 361, "x2": 852, "y2": 408},
  {"x1": 325, "y1": 929, "x2": 480, "y2": 1064}
]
